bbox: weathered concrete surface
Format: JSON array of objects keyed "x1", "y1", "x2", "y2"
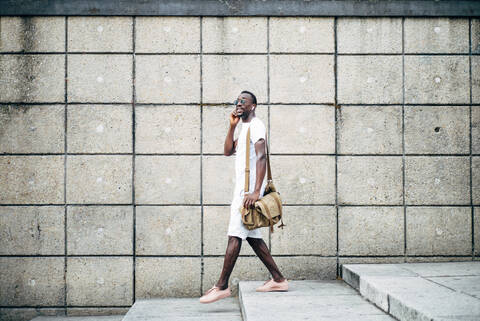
[
  {"x1": 0, "y1": 257, "x2": 65, "y2": 306},
  {"x1": 337, "y1": 156, "x2": 403, "y2": 205},
  {"x1": 135, "y1": 206, "x2": 200, "y2": 255},
  {"x1": 337, "y1": 18, "x2": 402, "y2": 53},
  {"x1": 240, "y1": 280, "x2": 395, "y2": 321},
  {"x1": 203, "y1": 17, "x2": 267, "y2": 53},
  {"x1": 66, "y1": 257, "x2": 133, "y2": 306},
  {"x1": 270, "y1": 105, "x2": 335, "y2": 154},
  {"x1": 32, "y1": 317, "x2": 123, "y2": 321},
  {"x1": 67, "y1": 206, "x2": 133, "y2": 255},
  {"x1": 68, "y1": 17, "x2": 132, "y2": 52},
  {"x1": 0, "y1": 105, "x2": 64, "y2": 153},
  {"x1": 338, "y1": 206, "x2": 404, "y2": 256},
  {"x1": 2, "y1": 0, "x2": 479, "y2": 16},
  {"x1": 270, "y1": 54, "x2": 334, "y2": 103},
  {"x1": 122, "y1": 297, "x2": 241, "y2": 321},
  {"x1": 136, "y1": 17, "x2": 199, "y2": 53},
  {"x1": 67, "y1": 105, "x2": 132, "y2": 153},
  {"x1": 342, "y1": 262, "x2": 480, "y2": 321},
  {"x1": 270, "y1": 17, "x2": 333, "y2": 53},
  {"x1": 404, "y1": 106, "x2": 470, "y2": 154},
  {"x1": 405, "y1": 156, "x2": 470, "y2": 205},
  {"x1": 337, "y1": 105, "x2": 403, "y2": 154},
  {"x1": 0, "y1": 206, "x2": 64, "y2": 255},
  {"x1": 135, "y1": 257, "x2": 201, "y2": 298}
]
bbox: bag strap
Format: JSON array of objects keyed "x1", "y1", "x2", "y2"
[{"x1": 244, "y1": 126, "x2": 273, "y2": 193}]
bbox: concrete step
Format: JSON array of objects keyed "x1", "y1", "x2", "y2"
[
  {"x1": 121, "y1": 297, "x2": 242, "y2": 321},
  {"x1": 31, "y1": 317, "x2": 123, "y2": 321},
  {"x1": 342, "y1": 261, "x2": 480, "y2": 321},
  {"x1": 239, "y1": 280, "x2": 396, "y2": 321}
]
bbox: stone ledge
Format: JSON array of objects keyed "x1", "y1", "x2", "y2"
[
  {"x1": 342, "y1": 262, "x2": 480, "y2": 321},
  {"x1": 1, "y1": 0, "x2": 479, "y2": 17}
]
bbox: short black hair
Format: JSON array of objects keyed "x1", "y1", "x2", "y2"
[{"x1": 241, "y1": 90, "x2": 257, "y2": 105}]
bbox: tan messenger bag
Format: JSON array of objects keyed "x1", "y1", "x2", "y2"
[{"x1": 240, "y1": 127, "x2": 285, "y2": 233}]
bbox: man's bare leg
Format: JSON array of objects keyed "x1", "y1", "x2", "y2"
[
  {"x1": 215, "y1": 236, "x2": 242, "y2": 290},
  {"x1": 247, "y1": 237, "x2": 285, "y2": 282}
]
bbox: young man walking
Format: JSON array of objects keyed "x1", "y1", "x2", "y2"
[{"x1": 199, "y1": 91, "x2": 288, "y2": 304}]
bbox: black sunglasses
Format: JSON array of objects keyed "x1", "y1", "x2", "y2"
[{"x1": 233, "y1": 99, "x2": 249, "y2": 105}]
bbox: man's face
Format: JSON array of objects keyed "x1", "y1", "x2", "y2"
[{"x1": 234, "y1": 93, "x2": 255, "y2": 119}]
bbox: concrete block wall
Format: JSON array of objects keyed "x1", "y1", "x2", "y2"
[{"x1": 0, "y1": 16, "x2": 479, "y2": 319}]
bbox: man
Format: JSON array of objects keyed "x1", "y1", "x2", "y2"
[{"x1": 199, "y1": 91, "x2": 288, "y2": 304}]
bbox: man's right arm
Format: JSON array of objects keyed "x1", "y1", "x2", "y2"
[
  {"x1": 224, "y1": 110, "x2": 240, "y2": 156},
  {"x1": 224, "y1": 125, "x2": 237, "y2": 156}
]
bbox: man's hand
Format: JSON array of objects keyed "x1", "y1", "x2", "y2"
[
  {"x1": 243, "y1": 191, "x2": 260, "y2": 209},
  {"x1": 229, "y1": 109, "x2": 240, "y2": 127}
]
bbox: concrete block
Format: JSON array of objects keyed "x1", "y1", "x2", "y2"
[
  {"x1": 337, "y1": 56, "x2": 402, "y2": 104},
  {"x1": 473, "y1": 19, "x2": 480, "y2": 54},
  {"x1": 136, "y1": 17, "x2": 199, "y2": 53},
  {"x1": 476, "y1": 207, "x2": 480, "y2": 256},
  {"x1": 475, "y1": 157, "x2": 480, "y2": 205},
  {"x1": 406, "y1": 256, "x2": 476, "y2": 263},
  {"x1": 270, "y1": 55, "x2": 334, "y2": 103},
  {"x1": 337, "y1": 105, "x2": 402, "y2": 154},
  {"x1": 68, "y1": 54, "x2": 132, "y2": 103},
  {"x1": 66, "y1": 308, "x2": 128, "y2": 317},
  {"x1": 123, "y1": 298, "x2": 240, "y2": 321},
  {"x1": 0, "y1": 257, "x2": 64, "y2": 305},
  {"x1": 135, "y1": 105, "x2": 200, "y2": 154},
  {"x1": 473, "y1": 57, "x2": 480, "y2": 103},
  {"x1": 0, "y1": 104, "x2": 64, "y2": 153},
  {"x1": 338, "y1": 156, "x2": 403, "y2": 205},
  {"x1": 135, "y1": 257, "x2": 201, "y2": 298},
  {"x1": 135, "y1": 55, "x2": 200, "y2": 103},
  {"x1": 339, "y1": 257, "x2": 406, "y2": 282},
  {"x1": 0, "y1": 308, "x2": 64, "y2": 321},
  {"x1": 427, "y1": 275, "x2": 480, "y2": 298},
  {"x1": 202, "y1": 105, "x2": 267, "y2": 154},
  {"x1": 405, "y1": 56, "x2": 470, "y2": 104},
  {"x1": 67, "y1": 206, "x2": 133, "y2": 255},
  {"x1": 67, "y1": 257, "x2": 133, "y2": 306},
  {"x1": 67, "y1": 104, "x2": 132, "y2": 153},
  {"x1": 66, "y1": 155, "x2": 132, "y2": 204},
  {"x1": 405, "y1": 156, "x2": 470, "y2": 205},
  {"x1": 202, "y1": 55, "x2": 267, "y2": 104},
  {"x1": 337, "y1": 18, "x2": 402, "y2": 53},
  {"x1": 68, "y1": 17, "x2": 132, "y2": 52},
  {"x1": 389, "y1": 287, "x2": 480, "y2": 321},
  {"x1": 203, "y1": 257, "x2": 270, "y2": 295},
  {"x1": 270, "y1": 17, "x2": 333, "y2": 53},
  {"x1": 271, "y1": 156, "x2": 335, "y2": 204},
  {"x1": 0, "y1": 156, "x2": 64, "y2": 204},
  {"x1": 473, "y1": 107, "x2": 480, "y2": 154},
  {"x1": 203, "y1": 17, "x2": 267, "y2": 53},
  {"x1": 270, "y1": 105, "x2": 335, "y2": 154},
  {"x1": 273, "y1": 256, "x2": 337, "y2": 280},
  {"x1": 135, "y1": 156, "x2": 200, "y2": 204},
  {"x1": 135, "y1": 206, "x2": 200, "y2": 255},
  {"x1": 399, "y1": 261, "x2": 480, "y2": 276},
  {"x1": 0, "y1": 206, "x2": 64, "y2": 255},
  {"x1": 202, "y1": 156, "x2": 236, "y2": 204},
  {"x1": 405, "y1": 106, "x2": 470, "y2": 154},
  {"x1": 407, "y1": 207, "x2": 471, "y2": 255},
  {"x1": 0, "y1": 55, "x2": 65, "y2": 103},
  {"x1": 202, "y1": 206, "x2": 268, "y2": 256},
  {"x1": 271, "y1": 206, "x2": 336, "y2": 255},
  {"x1": 404, "y1": 18, "x2": 469, "y2": 53},
  {"x1": 0, "y1": 17, "x2": 65, "y2": 52},
  {"x1": 339, "y1": 206, "x2": 404, "y2": 256}
]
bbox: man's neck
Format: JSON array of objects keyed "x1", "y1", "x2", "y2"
[{"x1": 242, "y1": 113, "x2": 255, "y2": 123}]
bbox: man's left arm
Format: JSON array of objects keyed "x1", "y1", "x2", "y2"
[{"x1": 243, "y1": 138, "x2": 266, "y2": 209}]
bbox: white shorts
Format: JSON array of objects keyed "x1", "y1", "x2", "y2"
[{"x1": 227, "y1": 194, "x2": 263, "y2": 241}]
